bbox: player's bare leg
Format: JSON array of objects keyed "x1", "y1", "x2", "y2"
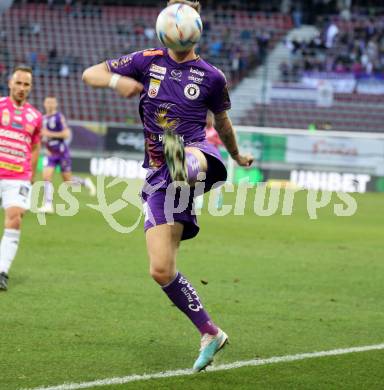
[
  {"x1": 62, "y1": 171, "x2": 96, "y2": 196},
  {"x1": 146, "y1": 220, "x2": 227, "y2": 371},
  {"x1": 146, "y1": 222, "x2": 219, "y2": 323},
  {"x1": 0, "y1": 207, "x2": 26, "y2": 291},
  {"x1": 146, "y1": 223, "x2": 181, "y2": 286}
]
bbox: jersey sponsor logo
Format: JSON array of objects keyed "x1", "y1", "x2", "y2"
[
  {"x1": 1, "y1": 109, "x2": 10, "y2": 126},
  {"x1": 11, "y1": 122, "x2": 23, "y2": 130},
  {"x1": 150, "y1": 64, "x2": 167, "y2": 75},
  {"x1": 0, "y1": 151, "x2": 24, "y2": 163},
  {"x1": 14, "y1": 115, "x2": 22, "y2": 122},
  {"x1": 148, "y1": 78, "x2": 161, "y2": 98},
  {"x1": 143, "y1": 50, "x2": 164, "y2": 57},
  {"x1": 0, "y1": 146, "x2": 26, "y2": 158},
  {"x1": 0, "y1": 138, "x2": 28, "y2": 152},
  {"x1": 190, "y1": 67, "x2": 205, "y2": 77},
  {"x1": 149, "y1": 72, "x2": 164, "y2": 81},
  {"x1": 148, "y1": 132, "x2": 184, "y2": 143},
  {"x1": 188, "y1": 75, "x2": 203, "y2": 84},
  {"x1": 0, "y1": 160, "x2": 23, "y2": 172},
  {"x1": 169, "y1": 69, "x2": 182, "y2": 82},
  {"x1": 26, "y1": 113, "x2": 34, "y2": 123},
  {"x1": 0, "y1": 128, "x2": 31, "y2": 143},
  {"x1": 184, "y1": 84, "x2": 200, "y2": 100}
]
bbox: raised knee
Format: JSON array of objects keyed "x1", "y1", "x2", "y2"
[{"x1": 149, "y1": 265, "x2": 174, "y2": 286}]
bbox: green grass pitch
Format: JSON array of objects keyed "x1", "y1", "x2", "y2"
[{"x1": 1, "y1": 177, "x2": 383, "y2": 389}]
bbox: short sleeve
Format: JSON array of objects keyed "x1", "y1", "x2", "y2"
[
  {"x1": 206, "y1": 69, "x2": 231, "y2": 115},
  {"x1": 32, "y1": 115, "x2": 42, "y2": 145},
  {"x1": 106, "y1": 51, "x2": 144, "y2": 82}
]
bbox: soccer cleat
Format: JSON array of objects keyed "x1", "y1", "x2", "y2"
[
  {"x1": 37, "y1": 204, "x2": 55, "y2": 214},
  {"x1": 0, "y1": 272, "x2": 8, "y2": 291},
  {"x1": 193, "y1": 328, "x2": 229, "y2": 372},
  {"x1": 85, "y1": 177, "x2": 96, "y2": 196},
  {"x1": 163, "y1": 129, "x2": 187, "y2": 183}
]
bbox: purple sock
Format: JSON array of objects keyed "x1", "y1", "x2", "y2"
[
  {"x1": 186, "y1": 153, "x2": 201, "y2": 182},
  {"x1": 162, "y1": 272, "x2": 218, "y2": 336}
]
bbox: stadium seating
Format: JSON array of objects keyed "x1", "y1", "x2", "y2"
[
  {"x1": 0, "y1": 3, "x2": 291, "y2": 123},
  {"x1": 255, "y1": 13, "x2": 384, "y2": 133},
  {"x1": 240, "y1": 93, "x2": 384, "y2": 132}
]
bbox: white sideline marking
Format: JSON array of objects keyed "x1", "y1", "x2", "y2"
[{"x1": 25, "y1": 343, "x2": 384, "y2": 390}]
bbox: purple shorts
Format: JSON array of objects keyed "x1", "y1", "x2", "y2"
[
  {"x1": 47, "y1": 153, "x2": 72, "y2": 173},
  {"x1": 141, "y1": 140, "x2": 227, "y2": 241}
]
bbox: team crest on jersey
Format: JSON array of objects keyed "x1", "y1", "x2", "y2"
[
  {"x1": 148, "y1": 78, "x2": 161, "y2": 98},
  {"x1": 26, "y1": 113, "x2": 34, "y2": 123},
  {"x1": 184, "y1": 84, "x2": 200, "y2": 100},
  {"x1": 1, "y1": 109, "x2": 10, "y2": 126}
]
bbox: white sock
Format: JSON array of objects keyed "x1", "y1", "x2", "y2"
[
  {"x1": 0, "y1": 229, "x2": 21, "y2": 274},
  {"x1": 44, "y1": 181, "x2": 54, "y2": 206}
]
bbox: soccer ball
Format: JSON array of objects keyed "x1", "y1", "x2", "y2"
[{"x1": 156, "y1": 3, "x2": 203, "y2": 52}]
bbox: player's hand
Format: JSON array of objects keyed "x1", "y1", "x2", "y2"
[
  {"x1": 234, "y1": 153, "x2": 254, "y2": 167},
  {"x1": 115, "y1": 77, "x2": 144, "y2": 98}
]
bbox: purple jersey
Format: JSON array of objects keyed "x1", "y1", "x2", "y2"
[
  {"x1": 43, "y1": 112, "x2": 69, "y2": 155},
  {"x1": 106, "y1": 48, "x2": 231, "y2": 169}
]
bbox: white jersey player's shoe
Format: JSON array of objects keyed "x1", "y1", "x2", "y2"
[
  {"x1": 193, "y1": 328, "x2": 228, "y2": 372},
  {"x1": 37, "y1": 204, "x2": 54, "y2": 214},
  {"x1": 84, "y1": 177, "x2": 96, "y2": 196}
]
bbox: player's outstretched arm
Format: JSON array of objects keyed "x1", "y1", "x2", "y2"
[
  {"x1": 214, "y1": 111, "x2": 253, "y2": 167},
  {"x1": 82, "y1": 62, "x2": 143, "y2": 98}
]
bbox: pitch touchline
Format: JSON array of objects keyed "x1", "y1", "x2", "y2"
[{"x1": 24, "y1": 343, "x2": 384, "y2": 390}]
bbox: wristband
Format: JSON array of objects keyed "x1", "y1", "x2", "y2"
[{"x1": 109, "y1": 74, "x2": 121, "y2": 89}]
